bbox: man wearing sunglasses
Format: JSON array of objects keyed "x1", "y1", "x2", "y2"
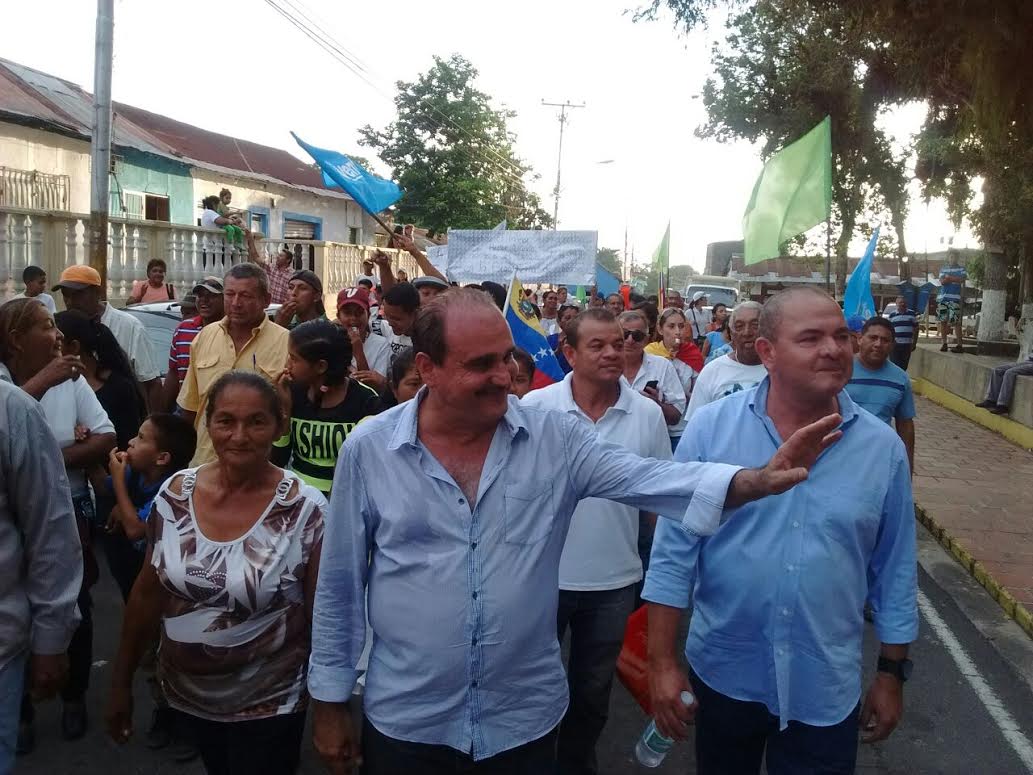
[
  {"x1": 618, "y1": 310, "x2": 685, "y2": 427},
  {"x1": 685, "y1": 301, "x2": 767, "y2": 422}
]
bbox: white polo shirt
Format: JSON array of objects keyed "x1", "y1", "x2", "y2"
[
  {"x1": 627, "y1": 353, "x2": 688, "y2": 421},
  {"x1": 522, "y1": 373, "x2": 672, "y2": 591},
  {"x1": 100, "y1": 303, "x2": 160, "y2": 382}
]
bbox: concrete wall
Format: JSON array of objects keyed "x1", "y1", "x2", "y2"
[
  {"x1": 0, "y1": 122, "x2": 91, "y2": 210},
  {"x1": 909, "y1": 346, "x2": 1033, "y2": 429},
  {"x1": 110, "y1": 149, "x2": 195, "y2": 224},
  {"x1": 189, "y1": 170, "x2": 379, "y2": 244}
]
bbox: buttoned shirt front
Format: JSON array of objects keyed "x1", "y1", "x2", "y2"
[
  {"x1": 177, "y1": 316, "x2": 289, "y2": 465},
  {"x1": 309, "y1": 391, "x2": 742, "y2": 759},
  {"x1": 643, "y1": 378, "x2": 918, "y2": 729}
]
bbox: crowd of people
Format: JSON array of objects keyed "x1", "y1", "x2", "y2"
[{"x1": 0, "y1": 232, "x2": 933, "y2": 775}]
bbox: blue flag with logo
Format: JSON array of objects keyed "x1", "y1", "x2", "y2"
[
  {"x1": 844, "y1": 227, "x2": 879, "y2": 320},
  {"x1": 596, "y1": 264, "x2": 621, "y2": 298},
  {"x1": 505, "y1": 277, "x2": 565, "y2": 387},
  {"x1": 291, "y1": 132, "x2": 402, "y2": 214}
]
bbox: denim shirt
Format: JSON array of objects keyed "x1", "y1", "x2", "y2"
[
  {"x1": 644, "y1": 378, "x2": 918, "y2": 728},
  {"x1": 309, "y1": 390, "x2": 741, "y2": 759}
]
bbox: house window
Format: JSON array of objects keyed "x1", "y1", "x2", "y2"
[
  {"x1": 248, "y1": 207, "x2": 270, "y2": 237},
  {"x1": 114, "y1": 190, "x2": 169, "y2": 221},
  {"x1": 349, "y1": 226, "x2": 360, "y2": 245},
  {"x1": 283, "y1": 215, "x2": 322, "y2": 240}
]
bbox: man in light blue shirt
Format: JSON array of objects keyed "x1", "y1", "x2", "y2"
[
  {"x1": 644, "y1": 286, "x2": 917, "y2": 775},
  {"x1": 847, "y1": 316, "x2": 916, "y2": 472},
  {"x1": 309, "y1": 288, "x2": 844, "y2": 774}
]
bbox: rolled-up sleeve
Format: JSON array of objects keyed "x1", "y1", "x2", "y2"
[
  {"x1": 565, "y1": 418, "x2": 741, "y2": 536},
  {"x1": 7, "y1": 393, "x2": 82, "y2": 655},
  {"x1": 868, "y1": 446, "x2": 919, "y2": 644},
  {"x1": 308, "y1": 442, "x2": 373, "y2": 702}
]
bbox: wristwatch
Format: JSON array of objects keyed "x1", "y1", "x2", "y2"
[{"x1": 877, "y1": 656, "x2": 913, "y2": 683}]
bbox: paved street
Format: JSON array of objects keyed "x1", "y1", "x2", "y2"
[
  {"x1": 912, "y1": 395, "x2": 1033, "y2": 614},
  {"x1": 12, "y1": 524, "x2": 1033, "y2": 774}
]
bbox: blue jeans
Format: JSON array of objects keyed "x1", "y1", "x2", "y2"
[
  {"x1": 556, "y1": 585, "x2": 637, "y2": 775},
  {"x1": 691, "y1": 668, "x2": 860, "y2": 774},
  {"x1": 0, "y1": 652, "x2": 27, "y2": 773}
]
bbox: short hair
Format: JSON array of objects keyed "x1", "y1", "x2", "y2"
[
  {"x1": 605, "y1": 293, "x2": 623, "y2": 305},
  {"x1": 225, "y1": 262, "x2": 269, "y2": 297},
  {"x1": 357, "y1": 278, "x2": 374, "y2": 289},
  {"x1": 758, "y1": 287, "x2": 833, "y2": 341},
  {"x1": 512, "y1": 348, "x2": 536, "y2": 380},
  {"x1": 146, "y1": 258, "x2": 167, "y2": 273},
  {"x1": 22, "y1": 265, "x2": 45, "y2": 283},
  {"x1": 566, "y1": 307, "x2": 618, "y2": 348},
  {"x1": 411, "y1": 287, "x2": 500, "y2": 365},
  {"x1": 289, "y1": 320, "x2": 353, "y2": 387},
  {"x1": 145, "y1": 413, "x2": 197, "y2": 471},
  {"x1": 618, "y1": 309, "x2": 648, "y2": 328},
  {"x1": 219, "y1": 188, "x2": 231, "y2": 197},
  {"x1": 729, "y1": 300, "x2": 763, "y2": 326},
  {"x1": 861, "y1": 316, "x2": 895, "y2": 337},
  {"x1": 205, "y1": 370, "x2": 283, "y2": 425},
  {"x1": 382, "y1": 282, "x2": 420, "y2": 313},
  {"x1": 389, "y1": 346, "x2": 417, "y2": 388}
]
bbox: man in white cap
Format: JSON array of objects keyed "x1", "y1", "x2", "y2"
[
  {"x1": 686, "y1": 291, "x2": 712, "y2": 343},
  {"x1": 412, "y1": 275, "x2": 451, "y2": 304}
]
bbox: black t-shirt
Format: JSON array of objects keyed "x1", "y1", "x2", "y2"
[
  {"x1": 271, "y1": 379, "x2": 382, "y2": 494},
  {"x1": 96, "y1": 371, "x2": 145, "y2": 449}
]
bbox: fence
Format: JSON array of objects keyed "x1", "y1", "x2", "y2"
[{"x1": 0, "y1": 206, "x2": 421, "y2": 309}]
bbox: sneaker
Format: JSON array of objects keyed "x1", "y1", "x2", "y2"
[
  {"x1": 145, "y1": 708, "x2": 172, "y2": 750},
  {"x1": 16, "y1": 721, "x2": 34, "y2": 756},
  {"x1": 940, "y1": 343, "x2": 948, "y2": 352},
  {"x1": 989, "y1": 405, "x2": 1009, "y2": 415},
  {"x1": 61, "y1": 700, "x2": 88, "y2": 741},
  {"x1": 974, "y1": 400, "x2": 996, "y2": 409}
]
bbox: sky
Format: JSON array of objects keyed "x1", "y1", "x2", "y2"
[{"x1": 1, "y1": 0, "x2": 978, "y2": 273}]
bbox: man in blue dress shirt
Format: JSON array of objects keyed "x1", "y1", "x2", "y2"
[
  {"x1": 308, "y1": 287, "x2": 844, "y2": 774},
  {"x1": 645, "y1": 286, "x2": 918, "y2": 775}
]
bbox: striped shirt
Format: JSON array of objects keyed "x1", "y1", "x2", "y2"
[
  {"x1": 168, "y1": 315, "x2": 204, "y2": 382},
  {"x1": 938, "y1": 266, "x2": 967, "y2": 302},
  {"x1": 887, "y1": 311, "x2": 917, "y2": 345}
]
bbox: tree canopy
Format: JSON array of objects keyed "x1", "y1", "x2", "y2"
[{"x1": 360, "y1": 55, "x2": 553, "y2": 234}]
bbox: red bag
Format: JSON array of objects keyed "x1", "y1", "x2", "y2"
[{"x1": 616, "y1": 604, "x2": 652, "y2": 715}]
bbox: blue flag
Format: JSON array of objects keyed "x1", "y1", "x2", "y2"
[
  {"x1": 505, "y1": 277, "x2": 565, "y2": 387},
  {"x1": 291, "y1": 132, "x2": 402, "y2": 214},
  {"x1": 596, "y1": 264, "x2": 621, "y2": 298},
  {"x1": 844, "y1": 228, "x2": 879, "y2": 320}
]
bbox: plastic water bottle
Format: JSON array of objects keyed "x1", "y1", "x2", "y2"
[{"x1": 634, "y1": 691, "x2": 695, "y2": 768}]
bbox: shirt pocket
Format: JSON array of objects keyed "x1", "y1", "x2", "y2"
[
  {"x1": 503, "y1": 482, "x2": 555, "y2": 546},
  {"x1": 194, "y1": 352, "x2": 228, "y2": 397}
]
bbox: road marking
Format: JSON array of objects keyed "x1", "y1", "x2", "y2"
[{"x1": 918, "y1": 589, "x2": 1033, "y2": 772}]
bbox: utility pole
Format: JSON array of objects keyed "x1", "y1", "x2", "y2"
[
  {"x1": 89, "y1": 0, "x2": 114, "y2": 292},
  {"x1": 541, "y1": 99, "x2": 584, "y2": 228}
]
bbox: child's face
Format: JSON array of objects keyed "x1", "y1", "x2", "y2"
[
  {"x1": 392, "y1": 366, "x2": 423, "y2": 404},
  {"x1": 286, "y1": 341, "x2": 322, "y2": 386},
  {"x1": 509, "y1": 366, "x2": 532, "y2": 399},
  {"x1": 126, "y1": 420, "x2": 165, "y2": 470}
]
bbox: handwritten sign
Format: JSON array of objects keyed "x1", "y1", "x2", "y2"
[{"x1": 445, "y1": 230, "x2": 597, "y2": 284}]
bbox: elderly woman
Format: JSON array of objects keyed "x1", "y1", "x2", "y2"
[
  {"x1": 0, "y1": 298, "x2": 116, "y2": 747},
  {"x1": 106, "y1": 371, "x2": 326, "y2": 775}
]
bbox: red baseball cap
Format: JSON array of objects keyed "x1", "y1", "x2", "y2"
[{"x1": 337, "y1": 286, "x2": 370, "y2": 312}]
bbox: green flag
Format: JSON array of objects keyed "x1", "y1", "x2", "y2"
[
  {"x1": 743, "y1": 116, "x2": 832, "y2": 265},
  {"x1": 652, "y1": 222, "x2": 670, "y2": 271}
]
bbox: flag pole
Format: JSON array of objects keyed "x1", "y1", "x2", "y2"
[{"x1": 825, "y1": 217, "x2": 832, "y2": 296}]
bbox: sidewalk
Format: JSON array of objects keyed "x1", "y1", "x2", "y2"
[{"x1": 913, "y1": 394, "x2": 1033, "y2": 633}]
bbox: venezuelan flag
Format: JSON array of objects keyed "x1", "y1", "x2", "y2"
[{"x1": 505, "y1": 277, "x2": 566, "y2": 389}]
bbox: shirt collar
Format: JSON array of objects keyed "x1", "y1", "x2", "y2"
[
  {"x1": 387, "y1": 387, "x2": 530, "y2": 451},
  {"x1": 218, "y1": 315, "x2": 268, "y2": 337},
  {"x1": 556, "y1": 371, "x2": 634, "y2": 416},
  {"x1": 749, "y1": 375, "x2": 860, "y2": 429}
]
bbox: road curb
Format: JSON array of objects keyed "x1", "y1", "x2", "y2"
[{"x1": 916, "y1": 504, "x2": 1033, "y2": 640}]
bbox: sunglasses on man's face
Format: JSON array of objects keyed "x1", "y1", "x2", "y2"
[{"x1": 622, "y1": 329, "x2": 647, "y2": 343}]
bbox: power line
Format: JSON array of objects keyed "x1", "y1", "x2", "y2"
[{"x1": 262, "y1": 0, "x2": 529, "y2": 187}]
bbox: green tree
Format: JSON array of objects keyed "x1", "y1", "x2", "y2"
[
  {"x1": 596, "y1": 247, "x2": 622, "y2": 277},
  {"x1": 359, "y1": 55, "x2": 552, "y2": 234}
]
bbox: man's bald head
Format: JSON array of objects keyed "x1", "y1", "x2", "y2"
[{"x1": 759, "y1": 286, "x2": 839, "y2": 342}]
